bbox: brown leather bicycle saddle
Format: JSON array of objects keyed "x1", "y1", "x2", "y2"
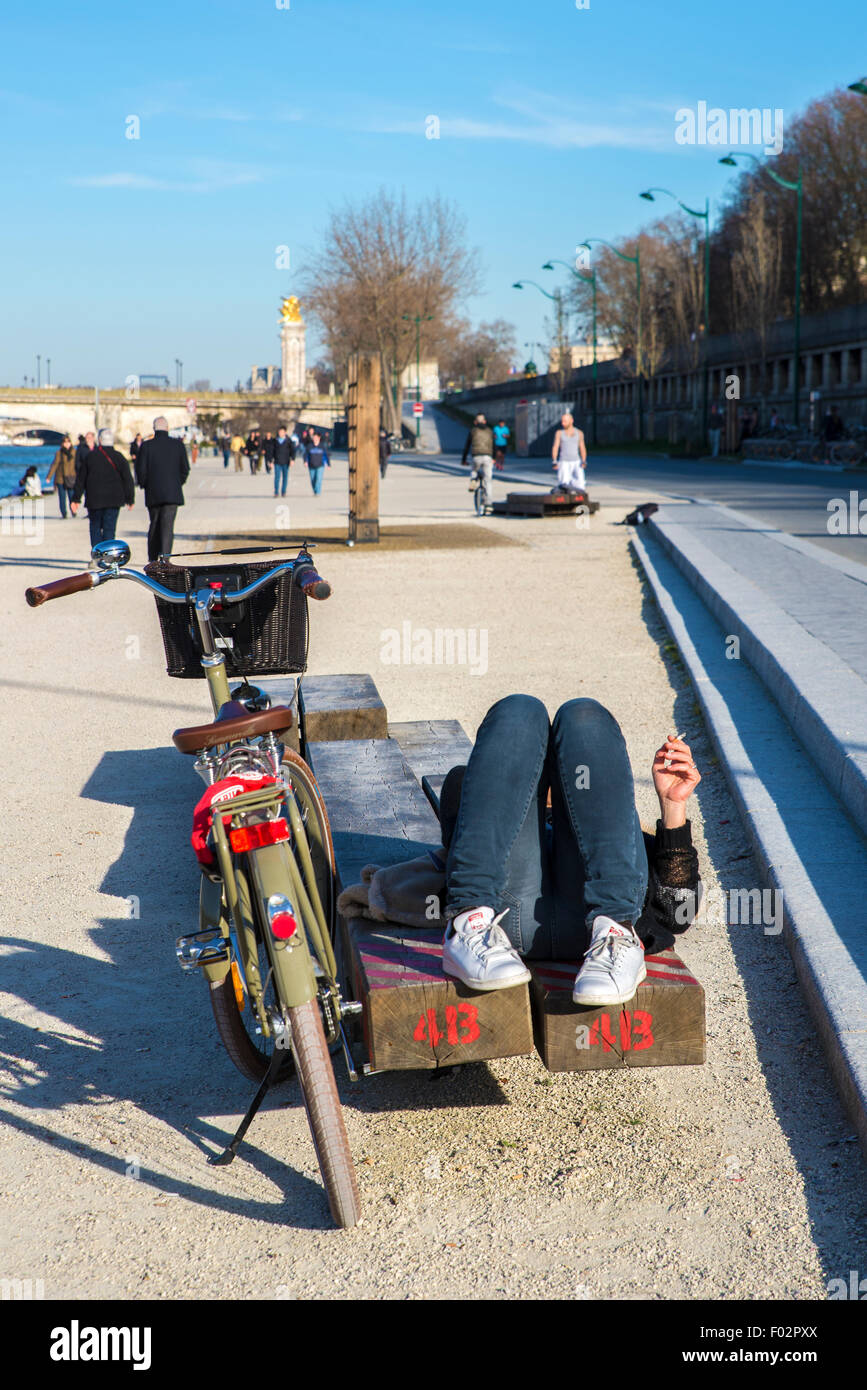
[{"x1": 172, "y1": 700, "x2": 294, "y2": 755}]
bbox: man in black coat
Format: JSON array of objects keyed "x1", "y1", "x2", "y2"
[
  {"x1": 136, "y1": 415, "x2": 190, "y2": 561},
  {"x1": 70, "y1": 428, "x2": 135, "y2": 552}
]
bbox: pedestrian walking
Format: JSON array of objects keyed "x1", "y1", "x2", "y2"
[
  {"x1": 708, "y1": 402, "x2": 723, "y2": 458},
  {"x1": 230, "y1": 432, "x2": 245, "y2": 472},
  {"x1": 46, "y1": 434, "x2": 78, "y2": 517},
  {"x1": 220, "y1": 429, "x2": 232, "y2": 469},
  {"x1": 191, "y1": 435, "x2": 199, "y2": 465},
  {"x1": 493, "y1": 419, "x2": 510, "y2": 469},
  {"x1": 262, "y1": 431, "x2": 275, "y2": 475},
  {"x1": 246, "y1": 429, "x2": 262, "y2": 475},
  {"x1": 551, "y1": 412, "x2": 587, "y2": 490},
  {"x1": 75, "y1": 431, "x2": 95, "y2": 481},
  {"x1": 461, "y1": 413, "x2": 495, "y2": 514},
  {"x1": 304, "y1": 432, "x2": 330, "y2": 495},
  {"x1": 379, "y1": 427, "x2": 391, "y2": 479},
  {"x1": 70, "y1": 428, "x2": 135, "y2": 551},
  {"x1": 273, "y1": 426, "x2": 293, "y2": 497},
  {"x1": 130, "y1": 433, "x2": 144, "y2": 474},
  {"x1": 135, "y1": 414, "x2": 190, "y2": 562}
]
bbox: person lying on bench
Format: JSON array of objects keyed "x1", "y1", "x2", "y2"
[{"x1": 438, "y1": 695, "x2": 701, "y2": 1004}]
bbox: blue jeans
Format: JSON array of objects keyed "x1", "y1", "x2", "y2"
[
  {"x1": 57, "y1": 485, "x2": 74, "y2": 517},
  {"x1": 88, "y1": 508, "x2": 120, "y2": 548},
  {"x1": 274, "y1": 463, "x2": 289, "y2": 496},
  {"x1": 222, "y1": 449, "x2": 231, "y2": 469},
  {"x1": 445, "y1": 695, "x2": 648, "y2": 958},
  {"x1": 309, "y1": 465, "x2": 324, "y2": 495}
]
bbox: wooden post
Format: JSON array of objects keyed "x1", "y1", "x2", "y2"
[{"x1": 347, "y1": 352, "x2": 380, "y2": 543}]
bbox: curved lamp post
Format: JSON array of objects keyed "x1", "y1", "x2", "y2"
[
  {"x1": 542, "y1": 258, "x2": 598, "y2": 445},
  {"x1": 640, "y1": 187, "x2": 710, "y2": 442},
  {"x1": 579, "y1": 238, "x2": 642, "y2": 441},
  {"x1": 719, "y1": 152, "x2": 802, "y2": 427},
  {"x1": 513, "y1": 280, "x2": 569, "y2": 383}
]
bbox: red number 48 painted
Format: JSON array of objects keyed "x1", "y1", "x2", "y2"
[{"x1": 414, "y1": 1003, "x2": 481, "y2": 1048}]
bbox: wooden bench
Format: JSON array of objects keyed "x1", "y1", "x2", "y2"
[
  {"x1": 491, "y1": 490, "x2": 601, "y2": 518},
  {"x1": 293, "y1": 673, "x2": 705, "y2": 1075},
  {"x1": 303, "y1": 694, "x2": 534, "y2": 1072}
]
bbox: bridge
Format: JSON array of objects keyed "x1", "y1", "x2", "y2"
[{"x1": 0, "y1": 387, "x2": 343, "y2": 444}]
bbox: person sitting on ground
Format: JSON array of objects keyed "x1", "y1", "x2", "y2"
[
  {"x1": 18, "y1": 465, "x2": 43, "y2": 499},
  {"x1": 338, "y1": 696, "x2": 702, "y2": 1005},
  {"x1": 552, "y1": 412, "x2": 587, "y2": 491}
]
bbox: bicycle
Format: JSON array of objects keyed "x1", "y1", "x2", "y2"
[{"x1": 25, "y1": 538, "x2": 361, "y2": 1228}]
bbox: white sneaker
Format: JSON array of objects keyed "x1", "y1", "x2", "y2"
[
  {"x1": 442, "y1": 907, "x2": 531, "y2": 992},
  {"x1": 572, "y1": 916, "x2": 646, "y2": 1006}
]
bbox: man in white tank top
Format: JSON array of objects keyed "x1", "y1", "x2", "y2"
[{"x1": 552, "y1": 412, "x2": 587, "y2": 489}]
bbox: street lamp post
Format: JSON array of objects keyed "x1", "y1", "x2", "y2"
[
  {"x1": 639, "y1": 187, "x2": 710, "y2": 445},
  {"x1": 719, "y1": 153, "x2": 802, "y2": 428},
  {"x1": 542, "y1": 258, "x2": 598, "y2": 446},
  {"x1": 36, "y1": 355, "x2": 41, "y2": 389},
  {"x1": 46, "y1": 358, "x2": 51, "y2": 387},
  {"x1": 513, "y1": 279, "x2": 568, "y2": 375},
  {"x1": 579, "y1": 238, "x2": 643, "y2": 441},
  {"x1": 402, "y1": 313, "x2": 434, "y2": 439}
]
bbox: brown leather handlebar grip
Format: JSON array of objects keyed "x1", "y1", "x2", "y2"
[{"x1": 25, "y1": 572, "x2": 97, "y2": 608}]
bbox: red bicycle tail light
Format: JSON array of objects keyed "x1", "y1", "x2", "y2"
[
  {"x1": 229, "y1": 818, "x2": 290, "y2": 852},
  {"x1": 270, "y1": 911, "x2": 297, "y2": 940},
  {"x1": 267, "y1": 893, "x2": 298, "y2": 941}
]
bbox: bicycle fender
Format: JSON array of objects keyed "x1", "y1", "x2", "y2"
[
  {"x1": 247, "y1": 844, "x2": 318, "y2": 1009},
  {"x1": 199, "y1": 874, "x2": 231, "y2": 983}
]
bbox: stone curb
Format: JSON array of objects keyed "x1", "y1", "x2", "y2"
[
  {"x1": 646, "y1": 503, "x2": 867, "y2": 844},
  {"x1": 631, "y1": 526, "x2": 867, "y2": 1159}
]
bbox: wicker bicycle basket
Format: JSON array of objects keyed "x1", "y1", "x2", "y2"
[{"x1": 144, "y1": 559, "x2": 309, "y2": 679}]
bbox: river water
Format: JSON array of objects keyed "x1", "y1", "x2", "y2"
[{"x1": 0, "y1": 445, "x2": 57, "y2": 499}]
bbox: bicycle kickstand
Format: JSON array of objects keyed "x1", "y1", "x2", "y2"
[{"x1": 209, "y1": 1046, "x2": 286, "y2": 1166}]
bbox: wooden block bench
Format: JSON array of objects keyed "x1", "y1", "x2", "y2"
[
  {"x1": 305, "y1": 716, "x2": 534, "y2": 1072},
  {"x1": 257, "y1": 672, "x2": 388, "y2": 754},
  {"x1": 528, "y1": 954, "x2": 705, "y2": 1071},
  {"x1": 490, "y1": 490, "x2": 602, "y2": 518},
  {"x1": 300, "y1": 675, "x2": 705, "y2": 1075}
]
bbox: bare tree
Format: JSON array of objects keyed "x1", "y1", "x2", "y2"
[
  {"x1": 300, "y1": 190, "x2": 482, "y2": 433},
  {"x1": 439, "y1": 317, "x2": 517, "y2": 389},
  {"x1": 731, "y1": 191, "x2": 782, "y2": 414}
]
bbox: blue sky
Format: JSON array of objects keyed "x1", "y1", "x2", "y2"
[{"x1": 1, "y1": 0, "x2": 859, "y2": 388}]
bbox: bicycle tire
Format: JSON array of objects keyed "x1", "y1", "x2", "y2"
[
  {"x1": 289, "y1": 997, "x2": 360, "y2": 1228},
  {"x1": 473, "y1": 484, "x2": 484, "y2": 516}
]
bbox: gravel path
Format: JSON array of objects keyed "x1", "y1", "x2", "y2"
[{"x1": 1, "y1": 454, "x2": 865, "y2": 1300}]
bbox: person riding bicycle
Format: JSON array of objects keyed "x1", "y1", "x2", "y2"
[
  {"x1": 551, "y1": 412, "x2": 586, "y2": 491},
  {"x1": 461, "y1": 414, "x2": 495, "y2": 514}
]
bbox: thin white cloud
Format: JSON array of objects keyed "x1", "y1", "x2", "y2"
[
  {"x1": 362, "y1": 84, "x2": 675, "y2": 150},
  {"x1": 69, "y1": 161, "x2": 268, "y2": 194}
]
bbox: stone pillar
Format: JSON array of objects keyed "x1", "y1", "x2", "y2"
[
  {"x1": 821, "y1": 352, "x2": 832, "y2": 390},
  {"x1": 281, "y1": 320, "x2": 306, "y2": 395}
]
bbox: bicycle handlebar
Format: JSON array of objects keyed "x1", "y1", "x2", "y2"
[
  {"x1": 25, "y1": 571, "x2": 102, "y2": 607},
  {"x1": 26, "y1": 553, "x2": 331, "y2": 609}
]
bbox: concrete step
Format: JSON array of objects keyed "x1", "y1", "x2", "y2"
[
  {"x1": 632, "y1": 520, "x2": 867, "y2": 1158},
  {"x1": 647, "y1": 500, "x2": 867, "y2": 843}
]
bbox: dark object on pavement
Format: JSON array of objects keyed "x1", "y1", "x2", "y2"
[{"x1": 623, "y1": 502, "x2": 659, "y2": 525}]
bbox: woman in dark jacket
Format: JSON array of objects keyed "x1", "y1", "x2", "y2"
[{"x1": 70, "y1": 428, "x2": 135, "y2": 549}]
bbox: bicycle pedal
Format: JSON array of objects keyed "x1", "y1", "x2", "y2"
[{"x1": 175, "y1": 929, "x2": 229, "y2": 972}]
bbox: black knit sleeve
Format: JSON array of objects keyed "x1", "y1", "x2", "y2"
[{"x1": 649, "y1": 819, "x2": 701, "y2": 935}]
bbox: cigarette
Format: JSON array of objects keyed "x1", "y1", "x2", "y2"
[{"x1": 663, "y1": 732, "x2": 685, "y2": 768}]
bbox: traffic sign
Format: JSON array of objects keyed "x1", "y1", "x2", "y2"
[
  {"x1": 185, "y1": 397, "x2": 197, "y2": 414},
  {"x1": 412, "y1": 402, "x2": 423, "y2": 416}
]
